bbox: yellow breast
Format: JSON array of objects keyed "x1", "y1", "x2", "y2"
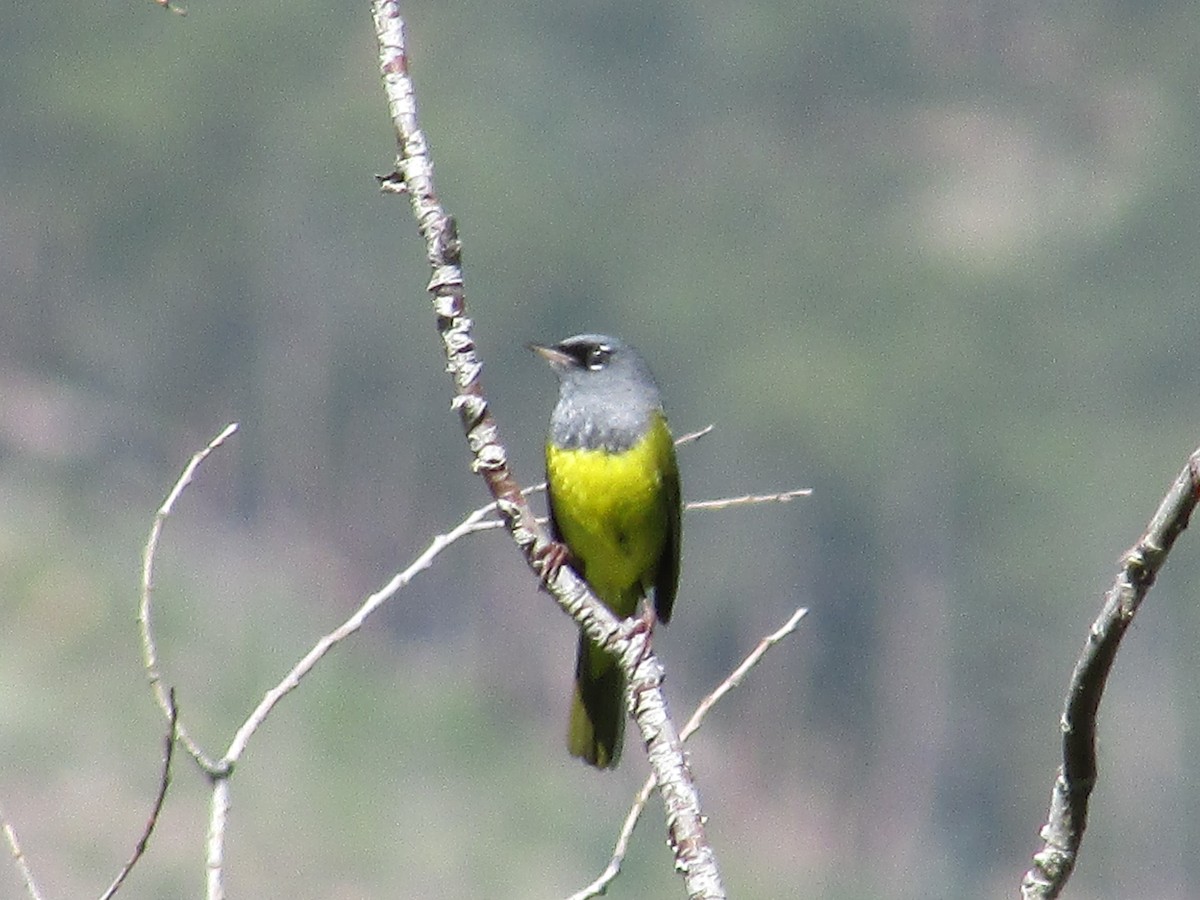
[{"x1": 546, "y1": 418, "x2": 675, "y2": 614}]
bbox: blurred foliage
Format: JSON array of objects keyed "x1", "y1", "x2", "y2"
[{"x1": 3, "y1": 0, "x2": 1200, "y2": 897}]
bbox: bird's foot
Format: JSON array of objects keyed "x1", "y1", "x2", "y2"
[
  {"x1": 634, "y1": 601, "x2": 658, "y2": 637},
  {"x1": 617, "y1": 604, "x2": 657, "y2": 666},
  {"x1": 534, "y1": 539, "x2": 574, "y2": 586}
]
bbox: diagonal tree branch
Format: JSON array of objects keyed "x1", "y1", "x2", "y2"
[
  {"x1": 1021, "y1": 446, "x2": 1200, "y2": 898},
  {"x1": 372, "y1": 3, "x2": 724, "y2": 895},
  {"x1": 571, "y1": 606, "x2": 808, "y2": 900}
]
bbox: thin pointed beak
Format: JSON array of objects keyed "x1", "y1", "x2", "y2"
[{"x1": 528, "y1": 342, "x2": 572, "y2": 370}]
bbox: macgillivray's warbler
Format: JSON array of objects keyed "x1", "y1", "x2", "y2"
[{"x1": 531, "y1": 334, "x2": 681, "y2": 768}]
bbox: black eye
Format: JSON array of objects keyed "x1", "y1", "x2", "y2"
[{"x1": 586, "y1": 345, "x2": 612, "y2": 370}]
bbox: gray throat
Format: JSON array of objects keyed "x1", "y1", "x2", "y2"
[{"x1": 550, "y1": 388, "x2": 659, "y2": 453}]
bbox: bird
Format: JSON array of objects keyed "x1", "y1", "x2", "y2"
[{"x1": 530, "y1": 333, "x2": 681, "y2": 768}]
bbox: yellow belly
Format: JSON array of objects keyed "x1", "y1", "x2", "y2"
[{"x1": 546, "y1": 423, "x2": 673, "y2": 615}]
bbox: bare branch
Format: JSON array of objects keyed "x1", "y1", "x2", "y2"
[
  {"x1": 571, "y1": 606, "x2": 808, "y2": 900},
  {"x1": 674, "y1": 424, "x2": 714, "y2": 446},
  {"x1": 680, "y1": 606, "x2": 809, "y2": 741},
  {"x1": 139, "y1": 422, "x2": 237, "y2": 775},
  {"x1": 1021, "y1": 447, "x2": 1200, "y2": 898},
  {"x1": 527, "y1": 422, "x2": 811, "y2": 517},
  {"x1": 0, "y1": 802, "x2": 45, "y2": 900},
  {"x1": 205, "y1": 780, "x2": 231, "y2": 900},
  {"x1": 372, "y1": 4, "x2": 724, "y2": 894},
  {"x1": 98, "y1": 689, "x2": 179, "y2": 900},
  {"x1": 201, "y1": 499, "x2": 502, "y2": 899},
  {"x1": 138, "y1": 419, "x2": 776, "y2": 895},
  {"x1": 222, "y1": 501, "x2": 499, "y2": 764},
  {"x1": 687, "y1": 489, "x2": 811, "y2": 511},
  {"x1": 133, "y1": 425, "x2": 502, "y2": 896}
]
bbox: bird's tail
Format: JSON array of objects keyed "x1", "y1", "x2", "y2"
[{"x1": 567, "y1": 630, "x2": 626, "y2": 769}]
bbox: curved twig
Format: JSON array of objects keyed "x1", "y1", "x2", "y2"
[
  {"x1": 140, "y1": 423, "x2": 237, "y2": 774},
  {"x1": 1021, "y1": 447, "x2": 1200, "y2": 898}
]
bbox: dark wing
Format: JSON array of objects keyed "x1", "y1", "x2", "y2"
[
  {"x1": 546, "y1": 483, "x2": 564, "y2": 543},
  {"x1": 653, "y1": 444, "x2": 682, "y2": 625}
]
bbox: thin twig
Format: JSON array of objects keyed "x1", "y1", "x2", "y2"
[
  {"x1": 1021, "y1": 447, "x2": 1200, "y2": 898},
  {"x1": 201, "y1": 502, "x2": 502, "y2": 900},
  {"x1": 674, "y1": 424, "x2": 714, "y2": 446},
  {"x1": 680, "y1": 606, "x2": 809, "y2": 740},
  {"x1": 98, "y1": 689, "x2": 179, "y2": 900},
  {"x1": 688, "y1": 489, "x2": 811, "y2": 511},
  {"x1": 139, "y1": 423, "x2": 237, "y2": 775},
  {"x1": 222, "y1": 502, "x2": 498, "y2": 763},
  {"x1": 525, "y1": 422, "x2": 811, "y2": 516},
  {"x1": 0, "y1": 803, "x2": 45, "y2": 900},
  {"x1": 569, "y1": 606, "x2": 808, "y2": 900}
]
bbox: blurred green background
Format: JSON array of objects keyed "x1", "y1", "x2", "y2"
[{"x1": 3, "y1": 0, "x2": 1200, "y2": 897}]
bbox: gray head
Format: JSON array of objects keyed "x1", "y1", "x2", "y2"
[{"x1": 531, "y1": 333, "x2": 664, "y2": 452}]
